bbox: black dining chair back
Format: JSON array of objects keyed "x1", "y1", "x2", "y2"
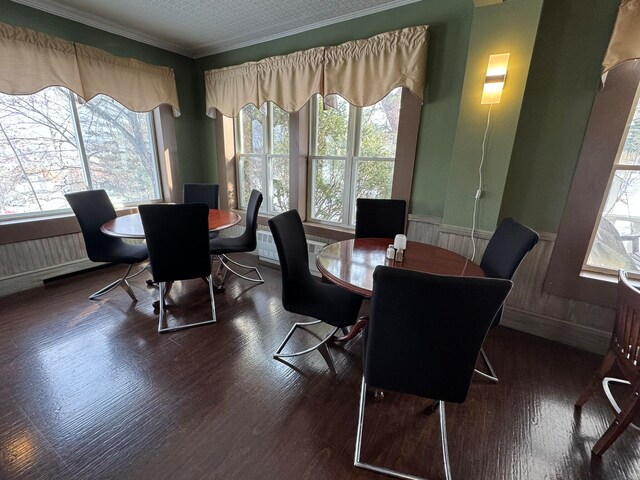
[
  {"x1": 481, "y1": 217, "x2": 540, "y2": 281},
  {"x1": 354, "y1": 266, "x2": 512, "y2": 479},
  {"x1": 475, "y1": 217, "x2": 539, "y2": 383},
  {"x1": 139, "y1": 202, "x2": 216, "y2": 332},
  {"x1": 184, "y1": 183, "x2": 220, "y2": 240},
  {"x1": 183, "y1": 183, "x2": 219, "y2": 209},
  {"x1": 268, "y1": 209, "x2": 363, "y2": 371},
  {"x1": 355, "y1": 198, "x2": 406, "y2": 239},
  {"x1": 65, "y1": 189, "x2": 148, "y2": 301},
  {"x1": 209, "y1": 189, "x2": 264, "y2": 286}
]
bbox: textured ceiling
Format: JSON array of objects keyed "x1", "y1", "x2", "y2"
[{"x1": 12, "y1": 0, "x2": 421, "y2": 57}]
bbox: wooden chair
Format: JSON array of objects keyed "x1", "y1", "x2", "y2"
[{"x1": 575, "y1": 269, "x2": 640, "y2": 455}]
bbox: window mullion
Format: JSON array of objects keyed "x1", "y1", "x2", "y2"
[
  {"x1": 264, "y1": 105, "x2": 271, "y2": 212},
  {"x1": 344, "y1": 105, "x2": 359, "y2": 226},
  {"x1": 68, "y1": 92, "x2": 92, "y2": 190}
]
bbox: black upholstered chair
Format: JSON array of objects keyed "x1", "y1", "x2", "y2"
[
  {"x1": 184, "y1": 183, "x2": 220, "y2": 240},
  {"x1": 139, "y1": 203, "x2": 216, "y2": 333},
  {"x1": 354, "y1": 198, "x2": 406, "y2": 239},
  {"x1": 65, "y1": 189, "x2": 148, "y2": 302},
  {"x1": 210, "y1": 189, "x2": 264, "y2": 286},
  {"x1": 355, "y1": 266, "x2": 512, "y2": 480},
  {"x1": 476, "y1": 217, "x2": 539, "y2": 382},
  {"x1": 268, "y1": 209, "x2": 363, "y2": 371}
]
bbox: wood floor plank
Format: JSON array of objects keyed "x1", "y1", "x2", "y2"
[{"x1": 0, "y1": 256, "x2": 639, "y2": 479}]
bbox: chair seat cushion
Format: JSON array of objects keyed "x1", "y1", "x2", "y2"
[
  {"x1": 285, "y1": 277, "x2": 363, "y2": 328},
  {"x1": 209, "y1": 235, "x2": 249, "y2": 254},
  {"x1": 94, "y1": 241, "x2": 148, "y2": 264}
]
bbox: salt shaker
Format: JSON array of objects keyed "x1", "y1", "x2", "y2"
[{"x1": 386, "y1": 244, "x2": 396, "y2": 260}]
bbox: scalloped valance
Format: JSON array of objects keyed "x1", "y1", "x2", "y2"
[
  {"x1": 204, "y1": 25, "x2": 428, "y2": 118},
  {"x1": 602, "y1": 0, "x2": 640, "y2": 77},
  {"x1": 0, "y1": 22, "x2": 180, "y2": 116}
]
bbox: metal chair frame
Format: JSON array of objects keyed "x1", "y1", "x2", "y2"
[
  {"x1": 354, "y1": 376, "x2": 452, "y2": 480},
  {"x1": 157, "y1": 276, "x2": 217, "y2": 333},
  {"x1": 214, "y1": 254, "x2": 264, "y2": 285}
]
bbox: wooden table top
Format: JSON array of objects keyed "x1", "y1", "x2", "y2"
[
  {"x1": 101, "y1": 208, "x2": 241, "y2": 239},
  {"x1": 316, "y1": 238, "x2": 485, "y2": 298}
]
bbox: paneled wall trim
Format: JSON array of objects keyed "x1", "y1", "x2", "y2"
[{"x1": 1, "y1": 214, "x2": 613, "y2": 354}]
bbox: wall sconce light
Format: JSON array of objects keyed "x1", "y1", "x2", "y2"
[{"x1": 481, "y1": 53, "x2": 510, "y2": 104}]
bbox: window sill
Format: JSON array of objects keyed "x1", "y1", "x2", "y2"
[
  {"x1": 0, "y1": 207, "x2": 138, "y2": 245},
  {"x1": 232, "y1": 208, "x2": 355, "y2": 242}
]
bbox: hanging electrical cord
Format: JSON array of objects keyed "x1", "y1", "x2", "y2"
[{"x1": 469, "y1": 103, "x2": 493, "y2": 262}]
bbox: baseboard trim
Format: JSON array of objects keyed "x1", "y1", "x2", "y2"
[
  {"x1": 0, "y1": 259, "x2": 97, "y2": 297},
  {"x1": 502, "y1": 306, "x2": 610, "y2": 355}
]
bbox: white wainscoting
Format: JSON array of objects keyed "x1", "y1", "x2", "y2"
[{"x1": 0, "y1": 215, "x2": 614, "y2": 354}]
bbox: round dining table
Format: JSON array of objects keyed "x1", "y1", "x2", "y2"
[
  {"x1": 100, "y1": 208, "x2": 241, "y2": 238},
  {"x1": 316, "y1": 237, "x2": 485, "y2": 341},
  {"x1": 316, "y1": 237, "x2": 485, "y2": 298}
]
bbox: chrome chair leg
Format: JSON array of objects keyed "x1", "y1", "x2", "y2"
[
  {"x1": 273, "y1": 319, "x2": 339, "y2": 371},
  {"x1": 355, "y1": 377, "x2": 452, "y2": 480},
  {"x1": 89, "y1": 264, "x2": 137, "y2": 301},
  {"x1": 474, "y1": 347, "x2": 499, "y2": 383},
  {"x1": 126, "y1": 262, "x2": 150, "y2": 279},
  {"x1": 216, "y1": 254, "x2": 264, "y2": 285},
  {"x1": 157, "y1": 276, "x2": 217, "y2": 333},
  {"x1": 355, "y1": 376, "x2": 446, "y2": 480}
]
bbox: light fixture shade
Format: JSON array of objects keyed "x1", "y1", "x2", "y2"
[{"x1": 481, "y1": 53, "x2": 510, "y2": 104}]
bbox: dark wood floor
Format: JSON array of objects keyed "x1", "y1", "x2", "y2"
[{"x1": 1, "y1": 255, "x2": 639, "y2": 480}]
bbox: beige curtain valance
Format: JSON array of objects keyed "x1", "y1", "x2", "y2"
[
  {"x1": 0, "y1": 22, "x2": 180, "y2": 116},
  {"x1": 205, "y1": 25, "x2": 428, "y2": 118},
  {"x1": 602, "y1": 0, "x2": 640, "y2": 77}
]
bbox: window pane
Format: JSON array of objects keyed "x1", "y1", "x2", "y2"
[
  {"x1": 358, "y1": 88, "x2": 401, "y2": 158},
  {"x1": 269, "y1": 156, "x2": 289, "y2": 213},
  {"x1": 586, "y1": 170, "x2": 640, "y2": 271},
  {"x1": 238, "y1": 104, "x2": 265, "y2": 154},
  {"x1": 315, "y1": 95, "x2": 349, "y2": 156},
  {"x1": 311, "y1": 158, "x2": 345, "y2": 223},
  {"x1": 75, "y1": 95, "x2": 159, "y2": 204},
  {"x1": 238, "y1": 155, "x2": 264, "y2": 208},
  {"x1": 272, "y1": 104, "x2": 289, "y2": 155},
  {"x1": 0, "y1": 88, "x2": 83, "y2": 216},
  {"x1": 619, "y1": 97, "x2": 640, "y2": 166},
  {"x1": 355, "y1": 160, "x2": 394, "y2": 199}
]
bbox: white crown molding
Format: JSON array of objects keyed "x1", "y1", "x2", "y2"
[
  {"x1": 192, "y1": 0, "x2": 423, "y2": 58},
  {"x1": 11, "y1": 0, "x2": 423, "y2": 59},
  {"x1": 10, "y1": 0, "x2": 193, "y2": 57}
]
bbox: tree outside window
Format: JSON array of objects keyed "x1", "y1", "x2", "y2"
[
  {"x1": 0, "y1": 87, "x2": 161, "y2": 218},
  {"x1": 308, "y1": 88, "x2": 401, "y2": 226}
]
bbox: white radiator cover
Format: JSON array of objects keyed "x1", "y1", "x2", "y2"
[{"x1": 257, "y1": 230, "x2": 326, "y2": 276}]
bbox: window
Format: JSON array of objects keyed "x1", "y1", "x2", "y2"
[
  {"x1": 308, "y1": 88, "x2": 401, "y2": 226},
  {"x1": 585, "y1": 87, "x2": 640, "y2": 274},
  {"x1": 0, "y1": 87, "x2": 161, "y2": 219},
  {"x1": 234, "y1": 102, "x2": 290, "y2": 214}
]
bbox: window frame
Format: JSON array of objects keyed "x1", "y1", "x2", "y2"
[
  {"x1": 234, "y1": 102, "x2": 290, "y2": 215},
  {"x1": 307, "y1": 94, "x2": 398, "y2": 227},
  {"x1": 217, "y1": 87, "x2": 421, "y2": 240},
  {"x1": 0, "y1": 87, "x2": 164, "y2": 222},
  {"x1": 0, "y1": 104, "x2": 179, "y2": 246},
  {"x1": 544, "y1": 61, "x2": 640, "y2": 308}
]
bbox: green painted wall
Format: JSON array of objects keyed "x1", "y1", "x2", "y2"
[
  {"x1": 443, "y1": 0, "x2": 544, "y2": 230},
  {"x1": 0, "y1": 0, "x2": 202, "y2": 184},
  {"x1": 194, "y1": 0, "x2": 474, "y2": 218},
  {"x1": 500, "y1": 0, "x2": 620, "y2": 233}
]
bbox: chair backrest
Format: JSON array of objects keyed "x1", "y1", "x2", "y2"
[
  {"x1": 268, "y1": 210, "x2": 314, "y2": 310},
  {"x1": 355, "y1": 198, "x2": 407, "y2": 239},
  {"x1": 613, "y1": 270, "x2": 640, "y2": 380},
  {"x1": 139, "y1": 203, "x2": 211, "y2": 283},
  {"x1": 480, "y1": 218, "x2": 539, "y2": 280},
  {"x1": 238, "y1": 189, "x2": 263, "y2": 249},
  {"x1": 183, "y1": 183, "x2": 219, "y2": 209},
  {"x1": 365, "y1": 266, "x2": 513, "y2": 404},
  {"x1": 65, "y1": 189, "x2": 122, "y2": 262}
]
